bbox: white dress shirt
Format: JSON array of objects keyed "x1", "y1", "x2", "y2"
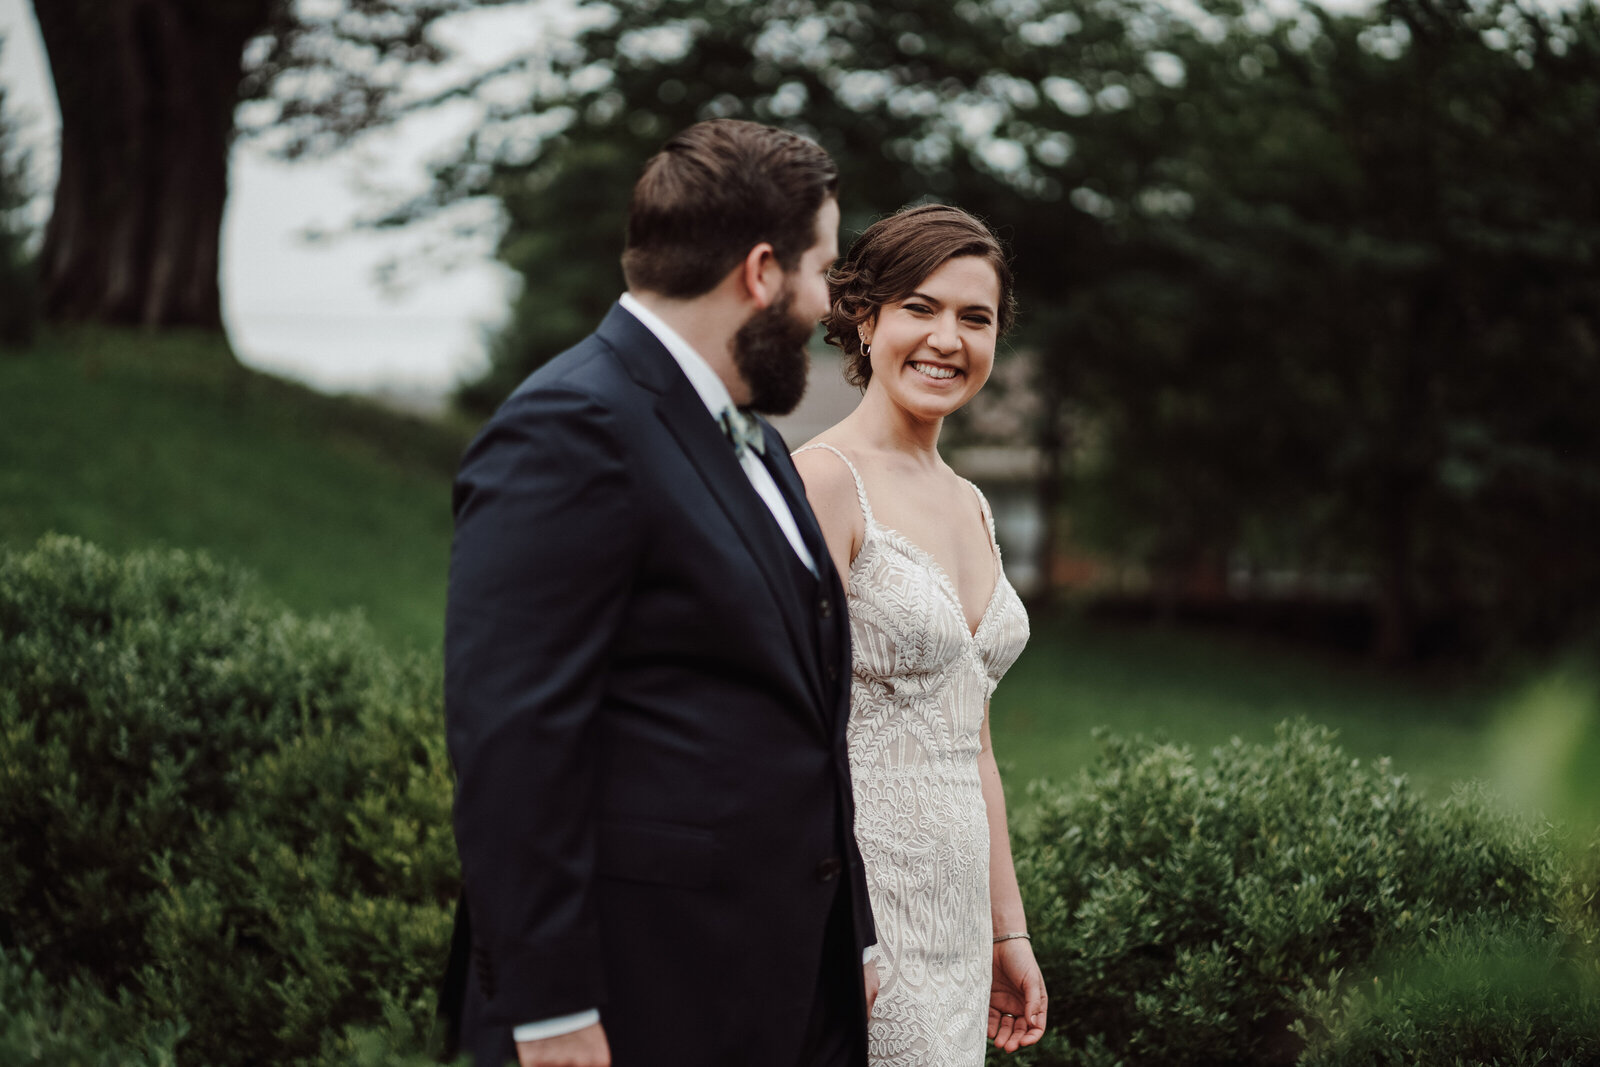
[
  {"x1": 514, "y1": 297, "x2": 844, "y2": 1044},
  {"x1": 619, "y1": 292, "x2": 816, "y2": 574}
]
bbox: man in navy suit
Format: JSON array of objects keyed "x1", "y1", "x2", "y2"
[{"x1": 441, "y1": 119, "x2": 876, "y2": 1067}]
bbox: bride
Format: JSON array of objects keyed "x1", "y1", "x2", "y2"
[{"x1": 795, "y1": 203, "x2": 1047, "y2": 1065}]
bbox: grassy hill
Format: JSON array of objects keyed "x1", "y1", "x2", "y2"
[
  {"x1": 0, "y1": 328, "x2": 467, "y2": 650},
  {"x1": 0, "y1": 327, "x2": 1503, "y2": 791}
]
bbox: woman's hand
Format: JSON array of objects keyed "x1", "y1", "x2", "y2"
[{"x1": 987, "y1": 938, "x2": 1046, "y2": 1052}]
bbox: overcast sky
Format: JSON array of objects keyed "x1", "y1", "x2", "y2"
[{"x1": 0, "y1": 0, "x2": 583, "y2": 400}]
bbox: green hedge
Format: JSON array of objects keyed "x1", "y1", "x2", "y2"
[
  {"x1": 1300, "y1": 913, "x2": 1600, "y2": 1066},
  {"x1": 998, "y1": 724, "x2": 1597, "y2": 1066},
  {"x1": 0, "y1": 536, "x2": 457, "y2": 1065},
  {"x1": 0, "y1": 945, "x2": 181, "y2": 1067},
  {"x1": 4, "y1": 536, "x2": 1596, "y2": 1063}
]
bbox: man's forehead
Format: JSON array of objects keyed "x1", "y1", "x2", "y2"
[{"x1": 815, "y1": 197, "x2": 841, "y2": 251}]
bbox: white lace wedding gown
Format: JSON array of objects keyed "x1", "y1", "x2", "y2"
[{"x1": 797, "y1": 444, "x2": 1030, "y2": 1066}]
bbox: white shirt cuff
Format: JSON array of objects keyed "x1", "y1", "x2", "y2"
[
  {"x1": 513, "y1": 1009, "x2": 600, "y2": 1043},
  {"x1": 511, "y1": 953, "x2": 876, "y2": 1039}
]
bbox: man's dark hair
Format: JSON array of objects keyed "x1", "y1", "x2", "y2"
[{"x1": 622, "y1": 119, "x2": 839, "y2": 298}]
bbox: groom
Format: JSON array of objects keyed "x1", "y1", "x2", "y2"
[{"x1": 441, "y1": 119, "x2": 876, "y2": 1067}]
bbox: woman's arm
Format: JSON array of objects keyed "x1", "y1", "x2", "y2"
[
  {"x1": 980, "y1": 707, "x2": 1027, "y2": 937},
  {"x1": 980, "y1": 706, "x2": 1047, "y2": 1051}
]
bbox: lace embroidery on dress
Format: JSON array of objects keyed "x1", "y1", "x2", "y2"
[{"x1": 795, "y1": 443, "x2": 1029, "y2": 1066}]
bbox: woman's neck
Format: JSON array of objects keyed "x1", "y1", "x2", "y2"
[{"x1": 845, "y1": 381, "x2": 944, "y2": 466}]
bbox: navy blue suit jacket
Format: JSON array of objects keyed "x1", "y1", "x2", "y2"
[{"x1": 442, "y1": 304, "x2": 873, "y2": 1065}]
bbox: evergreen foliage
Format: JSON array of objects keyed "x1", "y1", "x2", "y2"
[
  {"x1": 3, "y1": 535, "x2": 1595, "y2": 1061},
  {"x1": 444, "y1": 0, "x2": 1600, "y2": 659},
  {"x1": 0, "y1": 946, "x2": 183, "y2": 1067},
  {"x1": 999, "y1": 723, "x2": 1599, "y2": 1065},
  {"x1": 1299, "y1": 914, "x2": 1600, "y2": 1066},
  {"x1": 0, "y1": 536, "x2": 458, "y2": 1065}
]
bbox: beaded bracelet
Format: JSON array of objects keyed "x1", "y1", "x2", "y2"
[{"x1": 992, "y1": 932, "x2": 1032, "y2": 944}]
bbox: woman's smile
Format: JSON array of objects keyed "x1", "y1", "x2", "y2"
[{"x1": 909, "y1": 361, "x2": 960, "y2": 381}]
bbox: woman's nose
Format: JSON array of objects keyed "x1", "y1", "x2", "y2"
[{"x1": 927, "y1": 315, "x2": 960, "y2": 352}]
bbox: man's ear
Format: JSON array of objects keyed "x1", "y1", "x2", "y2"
[{"x1": 739, "y1": 242, "x2": 783, "y2": 309}]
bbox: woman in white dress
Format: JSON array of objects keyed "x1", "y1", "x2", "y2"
[{"x1": 794, "y1": 204, "x2": 1046, "y2": 1065}]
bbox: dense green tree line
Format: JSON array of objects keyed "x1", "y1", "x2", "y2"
[
  {"x1": 11, "y1": 0, "x2": 1595, "y2": 659},
  {"x1": 420, "y1": 0, "x2": 1600, "y2": 661}
]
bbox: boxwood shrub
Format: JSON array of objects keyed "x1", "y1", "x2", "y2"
[
  {"x1": 998, "y1": 723, "x2": 1595, "y2": 1066},
  {"x1": 1299, "y1": 913, "x2": 1600, "y2": 1066},
  {"x1": 6, "y1": 536, "x2": 1595, "y2": 1064},
  {"x1": 0, "y1": 945, "x2": 182, "y2": 1067},
  {"x1": 0, "y1": 536, "x2": 458, "y2": 1065}
]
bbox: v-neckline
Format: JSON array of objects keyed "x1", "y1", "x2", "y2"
[
  {"x1": 866, "y1": 519, "x2": 1001, "y2": 641},
  {"x1": 797, "y1": 441, "x2": 1002, "y2": 640}
]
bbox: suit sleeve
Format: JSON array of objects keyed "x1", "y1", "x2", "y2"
[{"x1": 445, "y1": 385, "x2": 639, "y2": 1026}]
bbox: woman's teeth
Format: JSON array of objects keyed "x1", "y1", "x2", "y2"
[{"x1": 911, "y1": 362, "x2": 957, "y2": 380}]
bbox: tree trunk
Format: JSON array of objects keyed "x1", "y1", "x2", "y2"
[
  {"x1": 1372, "y1": 493, "x2": 1417, "y2": 664},
  {"x1": 1030, "y1": 374, "x2": 1066, "y2": 610},
  {"x1": 33, "y1": 0, "x2": 272, "y2": 333}
]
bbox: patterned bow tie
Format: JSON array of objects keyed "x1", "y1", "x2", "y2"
[{"x1": 718, "y1": 406, "x2": 766, "y2": 460}]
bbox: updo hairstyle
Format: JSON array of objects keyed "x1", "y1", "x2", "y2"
[{"x1": 823, "y1": 203, "x2": 1015, "y2": 388}]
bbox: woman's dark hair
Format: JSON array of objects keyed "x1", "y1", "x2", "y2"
[
  {"x1": 824, "y1": 203, "x2": 1016, "y2": 388},
  {"x1": 622, "y1": 119, "x2": 839, "y2": 298}
]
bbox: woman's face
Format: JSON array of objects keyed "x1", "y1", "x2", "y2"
[{"x1": 860, "y1": 255, "x2": 1001, "y2": 422}]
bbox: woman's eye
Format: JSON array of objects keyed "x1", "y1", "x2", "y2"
[
  {"x1": 903, "y1": 303, "x2": 932, "y2": 314},
  {"x1": 966, "y1": 316, "x2": 992, "y2": 327}
]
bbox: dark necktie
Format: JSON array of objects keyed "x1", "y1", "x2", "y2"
[{"x1": 718, "y1": 407, "x2": 766, "y2": 460}]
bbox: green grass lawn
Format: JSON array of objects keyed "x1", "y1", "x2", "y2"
[
  {"x1": 0, "y1": 328, "x2": 468, "y2": 650},
  {"x1": 2, "y1": 327, "x2": 1511, "y2": 795},
  {"x1": 989, "y1": 613, "x2": 1503, "y2": 800}
]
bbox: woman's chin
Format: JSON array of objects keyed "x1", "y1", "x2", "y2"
[{"x1": 894, "y1": 394, "x2": 968, "y2": 423}]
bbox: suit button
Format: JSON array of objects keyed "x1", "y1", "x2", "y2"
[
  {"x1": 826, "y1": 663, "x2": 838, "y2": 682},
  {"x1": 818, "y1": 596, "x2": 833, "y2": 618},
  {"x1": 816, "y1": 856, "x2": 843, "y2": 881}
]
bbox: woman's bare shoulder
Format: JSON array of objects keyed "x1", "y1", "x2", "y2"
[
  {"x1": 795, "y1": 438, "x2": 868, "y2": 525},
  {"x1": 793, "y1": 438, "x2": 855, "y2": 493}
]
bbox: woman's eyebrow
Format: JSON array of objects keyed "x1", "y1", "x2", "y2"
[{"x1": 903, "y1": 290, "x2": 996, "y2": 315}]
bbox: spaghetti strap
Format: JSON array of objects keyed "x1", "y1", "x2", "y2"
[
  {"x1": 794, "y1": 442, "x2": 875, "y2": 528},
  {"x1": 964, "y1": 480, "x2": 1002, "y2": 558}
]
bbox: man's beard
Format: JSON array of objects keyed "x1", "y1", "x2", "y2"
[{"x1": 732, "y1": 285, "x2": 814, "y2": 415}]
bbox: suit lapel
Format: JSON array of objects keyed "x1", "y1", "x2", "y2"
[
  {"x1": 760, "y1": 423, "x2": 853, "y2": 726},
  {"x1": 759, "y1": 424, "x2": 832, "y2": 579},
  {"x1": 594, "y1": 303, "x2": 828, "y2": 721},
  {"x1": 653, "y1": 376, "x2": 828, "y2": 718}
]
